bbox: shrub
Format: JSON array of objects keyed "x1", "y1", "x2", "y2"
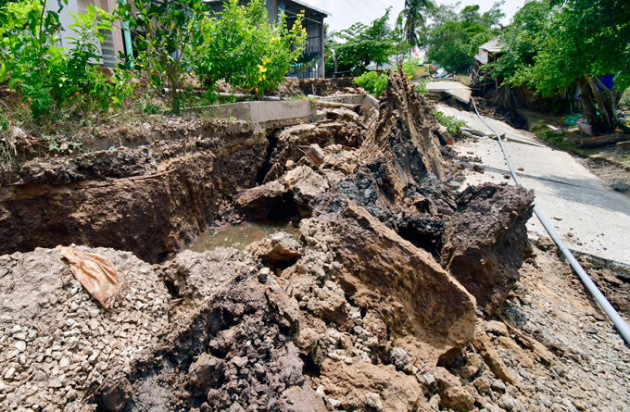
[
  {"x1": 132, "y1": 0, "x2": 204, "y2": 114},
  {"x1": 433, "y1": 110, "x2": 465, "y2": 135},
  {"x1": 0, "y1": 0, "x2": 132, "y2": 120},
  {"x1": 195, "y1": 0, "x2": 306, "y2": 99},
  {"x1": 402, "y1": 58, "x2": 420, "y2": 79},
  {"x1": 414, "y1": 79, "x2": 428, "y2": 94},
  {"x1": 353, "y1": 71, "x2": 388, "y2": 97}
]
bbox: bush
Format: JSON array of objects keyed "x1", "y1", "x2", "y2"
[
  {"x1": 132, "y1": 0, "x2": 204, "y2": 114},
  {"x1": 195, "y1": 0, "x2": 306, "y2": 99},
  {"x1": 353, "y1": 71, "x2": 389, "y2": 97},
  {"x1": 433, "y1": 110, "x2": 465, "y2": 135},
  {"x1": 402, "y1": 58, "x2": 420, "y2": 79},
  {"x1": 0, "y1": 0, "x2": 133, "y2": 120},
  {"x1": 414, "y1": 79, "x2": 428, "y2": 94}
]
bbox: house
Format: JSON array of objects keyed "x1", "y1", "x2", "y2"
[
  {"x1": 47, "y1": 0, "x2": 130, "y2": 68},
  {"x1": 206, "y1": 0, "x2": 329, "y2": 78},
  {"x1": 47, "y1": 0, "x2": 328, "y2": 78},
  {"x1": 471, "y1": 39, "x2": 504, "y2": 86}
]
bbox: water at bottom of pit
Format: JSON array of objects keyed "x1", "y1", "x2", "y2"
[{"x1": 187, "y1": 220, "x2": 300, "y2": 252}]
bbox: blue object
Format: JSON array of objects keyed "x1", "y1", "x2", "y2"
[{"x1": 597, "y1": 74, "x2": 615, "y2": 90}]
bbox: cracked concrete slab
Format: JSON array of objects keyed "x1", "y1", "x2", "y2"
[{"x1": 440, "y1": 104, "x2": 630, "y2": 266}]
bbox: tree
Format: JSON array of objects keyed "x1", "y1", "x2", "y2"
[
  {"x1": 0, "y1": 0, "x2": 131, "y2": 119},
  {"x1": 325, "y1": 8, "x2": 402, "y2": 76},
  {"x1": 397, "y1": 0, "x2": 434, "y2": 49},
  {"x1": 493, "y1": 0, "x2": 552, "y2": 85},
  {"x1": 424, "y1": 3, "x2": 504, "y2": 73},
  {"x1": 194, "y1": 0, "x2": 306, "y2": 99},
  {"x1": 132, "y1": 0, "x2": 204, "y2": 114},
  {"x1": 497, "y1": 0, "x2": 630, "y2": 134}
]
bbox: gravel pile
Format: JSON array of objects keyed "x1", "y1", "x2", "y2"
[{"x1": 0, "y1": 246, "x2": 170, "y2": 411}]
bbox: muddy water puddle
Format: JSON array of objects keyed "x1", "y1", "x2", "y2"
[{"x1": 187, "y1": 221, "x2": 300, "y2": 252}]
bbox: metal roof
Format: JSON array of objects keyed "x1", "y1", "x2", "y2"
[
  {"x1": 203, "y1": 0, "x2": 330, "y2": 16},
  {"x1": 479, "y1": 39, "x2": 504, "y2": 53},
  {"x1": 285, "y1": 0, "x2": 330, "y2": 16}
]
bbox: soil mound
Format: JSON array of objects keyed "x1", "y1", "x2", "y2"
[
  {"x1": 442, "y1": 183, "x2": 535, "y2": 314},
  {"x1": 98, "y1": 271, "x2": 317, "y2": 412}
]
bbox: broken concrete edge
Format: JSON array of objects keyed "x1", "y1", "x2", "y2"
[
  {"x1": 315, "y1": 93, "x2": 378, "y2": 113},
  {"x1": 425, "y1": 81, "x2": 472, "y2": 104},
  {"x1": 187, "y1": 100, "x2": 317, "y2": 123}
]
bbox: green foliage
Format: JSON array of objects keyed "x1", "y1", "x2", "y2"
[
  {"x1": 0, "y1": 111, "x2": 8, "y2": 130},
  {"x1": 326, "y1": 8, "x2": 403, "y2": 76},
  {"x1": 496, "y1": 0, "x2": 630, "y2": 134},
  {"x1": 424, "y1": 3, "x2": 504, "y2": 73},
  {"x1": 493, "y1": 0, "x2": 551, "y2": 87},
  {"x1": 132, "y1": 0, "x2": 204, "y2": 114},
  {"x1": 402, "y1": 58, "x2": 421, "y2": 78},
  {"x1": 433, "y1": 110, "x2": 464, "y2": 134},
  {"x1": 195, "y1": 0, "x2": 306, "y2": 99},
  {"x1": 414, "y1": 79, "x2": 428, "y2": 94},
  {"x1": 397, "y1": 0, "x2": 434, "y2": 48},
  {"x1": 0, "y1": 0, "x2": 133, "y2": 120},
  {"x1": 42, "y1": 133, "x2": 82, "y2": 154},
  {"x1": 353, "y1": 71, "x2": 389, "y2": 97}
]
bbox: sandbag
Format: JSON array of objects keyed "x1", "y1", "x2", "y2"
[{"x1": 61, "y1": 246, "x2": 121, "y2": 309}]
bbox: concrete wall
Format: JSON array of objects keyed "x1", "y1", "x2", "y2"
[{"x1": 201, "y1": 100, "x2": 316, "y2": 123}]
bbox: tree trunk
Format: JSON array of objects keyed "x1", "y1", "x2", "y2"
[{"x1": 576, "y1": 75, "x2": 620, "y2": 135}]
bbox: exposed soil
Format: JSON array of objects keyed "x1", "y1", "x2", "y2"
[
  {"x1": 579, "y1": 156, "x2": 630, "y2": 197},
  {"x1": 0, "y1": 67, "x2": 628, "y2": 412}
]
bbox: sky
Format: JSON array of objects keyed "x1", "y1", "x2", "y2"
[{"x1": 308, "y1": 0, "x2": 528, "y2": 32}]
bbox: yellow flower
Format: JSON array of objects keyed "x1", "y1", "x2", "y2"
[
  {"x1": 258, "y1": 64, "x2": 267, "y2": 73},
  {"x1": 263, "y1": 57, "x2": 271, "y2": 64}
]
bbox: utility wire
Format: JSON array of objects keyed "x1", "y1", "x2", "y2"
[
  {"x1": 470, "y1": 96, "x2": 630, "y2": 346},
  {"x1": 340, "y1": 0, "x2": 373, "y2": 21}
]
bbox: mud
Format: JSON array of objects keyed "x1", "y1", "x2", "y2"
[
  {"x1": 442, "y1": 184, "x2": 535, "y2": 314},
  {"x1": 1, "y1": 67, "x2": 595, "y2": 412},
  {"x1": 0, "y1": 125, "x2": 267, "y2": 262}
]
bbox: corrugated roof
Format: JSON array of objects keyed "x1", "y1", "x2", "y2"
[
  {"x1": 479, "y1": 39, "x2": 504, "y2": 53},
  {"x1": 203, "y1": 0, "x2": 330, "y2": 16},
  {"x1": 286, "y1": 0, "x2": 330, "y2": 16}
]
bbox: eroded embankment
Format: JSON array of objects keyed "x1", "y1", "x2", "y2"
[
  {"x1": 0, "y1": 111, "x2": 364, "y2": 262},
  {"x1": 0, "y1": 68, "x2": 540, "y2": 412}
]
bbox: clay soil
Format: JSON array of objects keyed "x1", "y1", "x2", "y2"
[{"x1": 0, "y1": 71, "x2": 628, "y2": 412}]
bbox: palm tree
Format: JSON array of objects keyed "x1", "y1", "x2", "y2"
[{"x1": 397, "y1": 0, "x2": 434, "y2": 48}]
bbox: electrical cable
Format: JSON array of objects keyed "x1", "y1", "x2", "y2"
[
  {"x1": 340, "y1": 0, "x2": 374, "y2": 21},
  {"x1": 469, "y1": 96, "x2": 630, "y2": 346}
]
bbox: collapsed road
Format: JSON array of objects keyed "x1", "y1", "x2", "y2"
[{"x1": 0, "y1": 68, "x2": 628, "y2": 411}]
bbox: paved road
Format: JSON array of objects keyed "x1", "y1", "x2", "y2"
[{"x1": 437, "y1": 104, "x2": 630, "y2": 266}]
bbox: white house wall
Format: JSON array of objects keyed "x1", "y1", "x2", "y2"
[{"x1": 46, "y1": 0, "x2": 125, "y2": 66}]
